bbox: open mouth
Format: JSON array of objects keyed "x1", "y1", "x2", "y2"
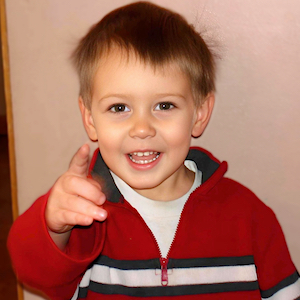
[{"x1": 128, "y1": 151, "x2": 160, "y2": 164}]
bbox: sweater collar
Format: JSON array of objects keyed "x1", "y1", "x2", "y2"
[{"x1": 90, "y1": 147, "x2": 227, "y2": 203}]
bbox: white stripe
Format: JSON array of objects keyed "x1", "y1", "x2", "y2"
[
  {"x1": 168, "y1": 265, "x2": 257, "y2": 286},
  {"x1": 262, "y1": 278, "x2": 300, "y2": 300},
  {"x1": 79, "y1": 268, "x2": 92, "y2": 287},
  {"x1": 70, "y1": 285, "x2": 79, "y2": 300},
  {"x1": 78, "y1": 264, "x2": 257, "y2": 288}
]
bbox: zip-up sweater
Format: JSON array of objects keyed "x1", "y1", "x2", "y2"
[{"x1": 8, "y1": 147, "x2": 300, "y2": 300}]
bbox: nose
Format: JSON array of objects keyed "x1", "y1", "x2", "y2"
[{"x1": 129, "y1": 113, "x2": 156, "y2": 139}]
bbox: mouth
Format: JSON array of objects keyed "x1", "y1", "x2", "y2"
[{"x1": 128, "y1": 151, "x2": 160, "y2": 164}]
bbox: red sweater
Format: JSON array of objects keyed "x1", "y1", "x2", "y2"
[{"x1": 8, "y1": 147, "x2": 300, "y2": 300}]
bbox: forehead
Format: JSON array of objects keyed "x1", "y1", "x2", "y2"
[
  {"x1": 98, "y1": 47, "x2": 183, "y2": 75},
  {"x1": 92, "y1": 48, "x2": 192, "y2": 92},
  {"x1": 92, "y1": 57, "x2": 192, "y2": 105}
]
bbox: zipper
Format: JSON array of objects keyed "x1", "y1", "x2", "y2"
[
  {"x1": 160, "y1": 257, "x2": 169, "y2": 286},
  {"x1": 145, "y1": 223, "x2": 170, "y2": 287},
  {"x1": 120, "y1": 190, "x2": 197, "y2": 287},
  {"x1": 121, "y1": 201, "x2": 170, "y2": 286},
  {"x1": 154, "y1": 192, "x2": 195, "y2": 286},
  {"x1": 158, "y1": 189, "x2": 198, "y2": 286}
]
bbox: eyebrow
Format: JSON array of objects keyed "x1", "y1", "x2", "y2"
[
  {"x1": 99, "y1": 94, "x2": 129, "y2": 102},
  {"x1": 99, "y1": 93, "x2": 187, "y2": 102},
  {"x1": 154, "y1": 93, "x2": 186, "y2": 100}
]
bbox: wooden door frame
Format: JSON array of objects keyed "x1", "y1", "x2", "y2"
[{"x1": 0, "y1": 0, "x2": 23, "y2": 299}]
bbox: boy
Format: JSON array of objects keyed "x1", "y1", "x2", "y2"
[{"x1": 8, "y1": 2, "x2": 300, "y2": 300}]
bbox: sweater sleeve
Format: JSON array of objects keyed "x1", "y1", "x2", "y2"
[
  {"x1": 252, "y1": 201, "x2": 300, "y2": 299},
  {"x1": 7, "y1": 190, "x2": 106, "y2": 300}
]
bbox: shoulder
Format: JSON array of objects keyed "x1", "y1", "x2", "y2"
[{"x1": 209, "y1": 176, "x2": 274, "y2": 217}]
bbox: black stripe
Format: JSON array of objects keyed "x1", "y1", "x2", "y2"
[
  {"x1": 94, "y1": 255, "x2": 160, "y2": 270},
  {"x1": 94, "y1": 255, "x2": 255, "y2": 270},
  {"x1": 260, "y1": 271, "x2": 299, "y2": 298},
  {"x1": 169, "y1": 255, "x2": 254, "y2": 268},
  {"x1": 77, "y1": 286, "x2": 88, "y2": 299},
  {"x1": 78, "y1": 281, "x2": 259, "y2": 297}
]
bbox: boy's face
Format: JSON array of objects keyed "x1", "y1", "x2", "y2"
[{"x1": 80, "y1": 49, "x2": 214, "y2": 200}]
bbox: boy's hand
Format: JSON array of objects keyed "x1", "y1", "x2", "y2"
[{"x1": 45, "y1": 144, "x2": 107, "y2": 247}]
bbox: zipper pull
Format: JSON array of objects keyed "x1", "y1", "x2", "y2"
[{"x1": 160, "y1": 258, "x2": 169, "y2": 286}]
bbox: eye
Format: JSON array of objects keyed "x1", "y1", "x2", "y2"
[
  {"x1": 155, "y1": 102, "x2": 175, "y2": 111},
  {"x1": 109, "y1": 104, "x2": 130, "y2": 113}
]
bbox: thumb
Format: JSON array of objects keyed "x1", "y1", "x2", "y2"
[{"x1": 68, "y1": 144, "x2": 90, "y2": 177}]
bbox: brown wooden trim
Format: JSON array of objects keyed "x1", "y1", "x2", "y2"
[{"x1": 0, "y1": 0, "x2": 24, "y2": 299}]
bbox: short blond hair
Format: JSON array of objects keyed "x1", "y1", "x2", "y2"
[{"x1": 72, "y1": 1, "x2": 216, "y2": 109}]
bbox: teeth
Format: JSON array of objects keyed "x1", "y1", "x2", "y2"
[
  {"x1": 129, "y1": 152, "x2": 160, "y2": 164},
  {"x1": 133, "y1": 151, "x2": 154, "y2": 157}
]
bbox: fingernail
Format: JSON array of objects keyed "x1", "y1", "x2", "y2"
[{"x1": 97, "y1": 209, "x2": 107, "y2": 220}]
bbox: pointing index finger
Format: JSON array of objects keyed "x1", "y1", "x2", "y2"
[{"x1": 68, "y1": 144, "x2": 90, "y2": 177}]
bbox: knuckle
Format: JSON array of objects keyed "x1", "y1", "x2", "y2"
[
  {"x1": 64, "y1": 175, "x2": 79, "y2": 190},
  {"x1": 61, "y1": 210, "x2": 70, "y2": 223},
  {"x1": 96, "y1": 193, "x2": 106, "y2": 205},
  {"x1": 76, "y1": 214, "x2": 92, "y2": 226},
  {"x1": 91, "y1": 187, "x2": 102, "y2": 199},
  {"x1": 67, "y1": 175, "x2": 77, "y2": 186},
  {"x1": 90, "y1": 178, "x2": 102, "y2": 189},
  {"x1": 73, "y1": 214, "x2": 82, "y2": 224}
]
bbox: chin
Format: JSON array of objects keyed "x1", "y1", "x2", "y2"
[{"x1": 127, "y1": 180, "x2": 161, "y2": 191}]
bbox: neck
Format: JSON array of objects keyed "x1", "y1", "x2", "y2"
[{"x1": 133, "y1": 165, "x2": 195, "y2": 201}]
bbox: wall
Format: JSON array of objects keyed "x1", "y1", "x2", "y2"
[{"x1": 5, "y1": 1, "x2": 300, "y2": 299}]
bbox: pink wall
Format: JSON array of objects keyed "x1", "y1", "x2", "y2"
[{"x1": 5, "y1": 1, "x2": 300, "y2": 299}]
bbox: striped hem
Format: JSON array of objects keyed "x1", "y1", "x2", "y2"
[
  {"x1": 78, "y1": 281, "x2": 259, "y2": 298},
  {"x1": 75, "y1": 255, "x2": 259, "y2": 298},
  {"x1": 261, "y1": 273, "x2": 300, "y2": 299},
  {"x1": 93, "y1": 254, "x2": 255, "y2": 269}
]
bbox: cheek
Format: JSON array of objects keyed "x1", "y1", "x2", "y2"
[
  {"x1": 96, "y1": 124, "x2": 125, "y2": 152},
  {"x1": 163, "y1": 124, "x2": 193, "y2": 148},
  {"x1": 165, "y1": 115, "x2": 194, "y2": 139}
]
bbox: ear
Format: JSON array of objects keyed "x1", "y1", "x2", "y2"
[
  {"x1": 192, "y1": 93, "x2": 215, "y2": 138},
  {"x1": 79, "y1": 97, "x2": 98, "y2": 141}
]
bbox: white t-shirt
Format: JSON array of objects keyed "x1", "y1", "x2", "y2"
[{"x1": 110, "y1": 160, "x2": 202, "y2": 258}]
